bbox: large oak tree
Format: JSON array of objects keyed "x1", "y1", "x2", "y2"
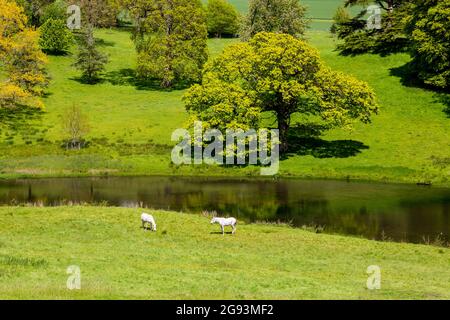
[{"x1": 184, "y1": 32, "x2": 378, "y2": 153}]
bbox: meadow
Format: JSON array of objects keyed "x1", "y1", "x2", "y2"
[
  {"x1": 226, "y1": 0, "x2": 363, "y2": 30},
  {"x1": 0, "y1": 206, "x2": 449, "y2": 299},
  {"x1": 1, "y1": 0, "x2": 449, "y2": 302},
  {"x1": 0, "y1": 27, "x2": 448, "y2": 186}
]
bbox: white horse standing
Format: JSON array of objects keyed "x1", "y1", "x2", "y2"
[
  {"x1": 211, "y1": 217, "x2": 237, "y2": 235},
  {"x1": 141, "y1": 213, "x2": 157, "y2": 231}
]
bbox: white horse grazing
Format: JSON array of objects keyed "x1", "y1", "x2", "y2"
[
  {"x1": 141, "y1": 213, "x2": 157, "y2": 231},
  {"x1": 211, "y1": 217, "x2": 237, "y2": 235}
]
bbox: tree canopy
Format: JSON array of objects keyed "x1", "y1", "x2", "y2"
[
  {"x1": 73, "y1": 24, "x2": 108, "y2": 83},
  {"x1": 125, "y1": 0, "x2": 208, "y2": 88},
  {"x1": 206, "y1": 0, "x2": 240, "y2": 37},
  {"x1": 74, "y1": 0, "x2": 122, "y2": 28},
  {"x1": 0, "y1": 0, "x2": 48, "y2": 110},
  {"x1": 405, "y1": 0, "x2": 450, "y2": 90},
  {"x1": 16, "y1": 0, "x2": 54, "y2": 26},
  {"x1": 39, "y1": 18, "x2": 74, "y2": 54},
  {"x1": 184, "y1": 32, "x2": 378, "y2": 153},
  {"x1": 343, "y1": 0, "x2": 403, "y2": 11},
  {"x1": 240, "y1": 0, "x2": 308, "y2": 40},
  {"x1": 332, "y1": 0, "x2": 410, "y2": 55},
  {"x1": 39, "y1": 0, "x2": 67, "y2": 25}
]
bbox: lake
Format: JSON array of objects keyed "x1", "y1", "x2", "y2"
[{"x1": 1, "y1": 176, "x2": 449, "y2": 244}]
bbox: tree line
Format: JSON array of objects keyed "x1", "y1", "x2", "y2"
[
  {"x1": 332, "y1": 0, "x2": 450, "y2": 90},
  {"x1": 0, "y1": 0, "x2": 449, "y2": 154}
]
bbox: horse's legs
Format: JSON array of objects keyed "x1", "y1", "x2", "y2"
[
  {"x1": 142, "y1": 220, "x2": 145, "y2": 230},
  {"x1": 232, "y1": 224, "x2": 236, "y2": 234},
  {"x1": 221, "y1": 225, "x2": 224, "y2": 235}
]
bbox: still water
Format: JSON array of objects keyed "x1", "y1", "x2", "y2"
[{"x1": 0, "y1": 176, "x2": 449, "y2": 243}]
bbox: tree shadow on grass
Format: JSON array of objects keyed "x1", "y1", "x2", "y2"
[
  {"x1": 389, "y1": 62, "x2": 425, "y2": 89},
  {"x1": 42, "y1": 50, "x2": 71, "y2": 56},
  {"x1": 390, "y1": 64, "x2": 450, "y2": 118},
  {"x1": 70, "y1": 76, "x2": 105, "y2": 85},
  {"x1": 95, "y1": 38, "x2": 115, "y2": 47},
  {"x1": 103, "y1": 68, "x2": 192, "y2": 91},
  {"x1": 0, "y1": 106, "x2": 44, "y2": 133},
  {"x1": 435, "y1": 94, "x2": 450, "y2": 118},
  {"x1": 71, "y1": 68, "x2": 193, "y2": 91},
  {"x1": 283, "y1": 123, "x2": 369, "y2": 160},
  {"x1": 390, "y1": 62, "x2": 450, "y2": 94}
]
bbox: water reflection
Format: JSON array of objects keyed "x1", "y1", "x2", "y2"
[{"x1": 0, "y1": 176, "x2": 449, "y2": 243}]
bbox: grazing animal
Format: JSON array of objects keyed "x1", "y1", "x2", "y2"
[
  {"x1": 211, "y1": 217, "x2": 237, "y2": 235},
  {"x1": 141, "y1": 213, "x2": 157, "y2": 231}
]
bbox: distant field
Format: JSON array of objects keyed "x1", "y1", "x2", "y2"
[
  {"x1": 227, "y1": 0, "x2": 347, "y2": 18},
  {"x1": 222, "y1": 0, "x2": 362, "y2": 30}
]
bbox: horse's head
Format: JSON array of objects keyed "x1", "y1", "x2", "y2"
[{"x1": 210, "y1": 217, "x2": 217, "y2": 224}]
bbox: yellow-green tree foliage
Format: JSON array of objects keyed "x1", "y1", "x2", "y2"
[
  {"x1": 184, "y1": 32, "x2": 378, "y2": 153},
  {"x1": 240, "y1": 0, "x2": 308, "y2": 40},
  {"x1": 206, "y1": 0, "x2": 240, "y2": 37},
  {"x1": 125, "y1": 0, "x2": 208, "y2": 88},
  {"x1": 0, "y1": 0, "x2": 48, "y2": 110},
  {"x1": 405, "y1": 0, "x2": 450, "y2": 90},
  {"x1": 73, "y1": 0, "x2": 122, "y2": 28}
]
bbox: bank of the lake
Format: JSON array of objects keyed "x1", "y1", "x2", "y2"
[
  {"x1": 2, "y1": 176, "x2": 450, "y2": 243},
  {"x1": 0, "y1": 206, "x2": 449, "y2": 299},
  {"x1": 0, "y1": 30, "x2": 449, "y2": 187}
]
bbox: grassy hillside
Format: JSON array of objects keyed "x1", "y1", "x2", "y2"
[
  {"x1": 0, "y1": 206, "x2": 449, "y2": 299},
  {"x1": 0, "y1": 28, "x2": 448, "y2": 185}
]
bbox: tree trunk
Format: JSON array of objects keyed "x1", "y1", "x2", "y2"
[
  {"x1": 277, "y1": 112, "x2": 290, "y2": 154},
  {"x1": 386, "y1": 0, "x2": 394, "y2": 14},
  {"x1": 160, "y1": 0, "x2": 174, "y2": 89},
  {"x1": 161, "y1": 70, "x2": 173, "y2": 88}
]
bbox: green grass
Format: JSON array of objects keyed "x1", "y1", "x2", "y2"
[
  {"x1": 226, "y1": 0, "x2": 360, "y2": 18},
  {"x1": 0, "y1": 206, "x2": 449, "y2": 299},
  {"x1": 220, "y1": 0, "x2": 363, "y2": 30},
  {"x1": 0, "y1": 28, "x2": 448, "y2": 185}
]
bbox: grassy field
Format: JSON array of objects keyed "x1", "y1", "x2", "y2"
[
  {"x1": 223, "y1": 0, "x2": 362, "y2": 30},
  {"x1": 0, "y1": 28, "x2": 448, "y2": 185},
  {"x1": 227, "y1": 0, "x2": 357, "y2": 18},
  {"x1": 0, "y1": 206, "x2": 449, "y2": 299}
]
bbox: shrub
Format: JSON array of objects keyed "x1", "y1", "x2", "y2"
[
  {"x1": 40, "y1": 0, "x2": 67, "y2": 25},
  {"x1": 206, "y1": 0, "x2": 239, "y2": 37},
  {"x1": 62, "y1": 105, "x2": 90, "y2": 150},
  {"x1": 39, "y1": 18, "x2": 74, "y2": 54}
]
